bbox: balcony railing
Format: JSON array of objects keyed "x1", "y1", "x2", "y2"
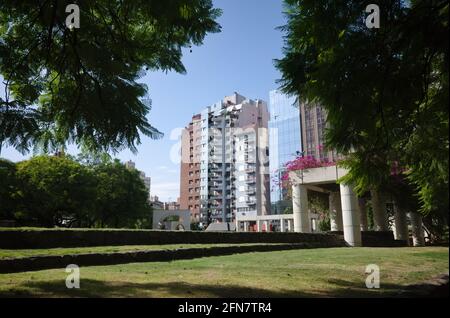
[{"x1": 245, "y1": 177, "x2": 256, "y2": 184}]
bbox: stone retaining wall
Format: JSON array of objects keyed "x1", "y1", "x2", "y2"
[{"x1": 0, "y1": 242, "x2": 338, "y2": 273}]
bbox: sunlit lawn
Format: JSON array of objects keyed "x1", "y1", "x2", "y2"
[
  {"x1": 0, "y1": 247, "x2": 447, "y2": 297},
  {"x1": 0, "y1": 243, "x2": 279, "y2": 259}
]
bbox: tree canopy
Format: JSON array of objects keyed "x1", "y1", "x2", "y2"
[
  {"x1": 90, "y1": 159, "x2": 151, "y2": 228},
  {"x1": 276, "y1": 0, "x2": 448, "y2": 220},
  {"x1": 1, "y1": 155, "x2": 152, "y2": 228},
  {"x1": 0, "y1": 158, "x2": 17, "y2": 219},
  {"x1": 15, "y1": 155, "x2": 96, "y2": 227},
  {"x1": 0, "y1": 0, "x2": 221, "y2": 153}
]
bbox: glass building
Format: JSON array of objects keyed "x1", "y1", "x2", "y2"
[{"x1": 268, "y1": 90, "x2": 302, "y2": 214}]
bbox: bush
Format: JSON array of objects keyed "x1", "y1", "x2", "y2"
[
  {"x1": 318, "y1": 218, "x2": 331, "y2": 232},
  {"x1": 0, "y1": 228, "x2": 346, "y2": 249}
]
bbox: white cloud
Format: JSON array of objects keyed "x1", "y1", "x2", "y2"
[
  {"x1": 155, "y1": 166, "x2": 178, "y2": 174},
  {"x1": 151, "y1": 181, "x2": 179, "y2": 202}
]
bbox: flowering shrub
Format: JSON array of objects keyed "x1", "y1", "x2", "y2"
[
  {"x1": 271, "y1": 155, "x2": 336, "y2": 190},
  {"x1": 281, "y1": 156, "x2": 335, "y2": 181},
  {"x1": 389, "y1": 160, "x2": 409, "y2": 184},
  {"x1": 390, "y1": 160, "x2": 408, "y2": 176}
]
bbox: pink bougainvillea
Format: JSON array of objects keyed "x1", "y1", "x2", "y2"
[
  {"x1": 271, "y1": 155, "x2": 336, "y2": 190},
  {"x1": 281, "y1": 155, "x2": 335, "y2": 180},
  {"x1": 389, "y1": 160, "x2": 409, "y2": 183},
  {"x1": 390, "y1": 160, "x2": 407, "y2": 176},
  {"x1": 270, "y1": 156, "x2": 408, "y2": 192}
]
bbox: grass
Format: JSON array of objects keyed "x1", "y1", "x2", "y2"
[
  {"x1": 0, "y1": 246, "x2": 447, "y2": 297},
  {"x1": 0, "y1": 243, "x2": 278, "y2": 259}
]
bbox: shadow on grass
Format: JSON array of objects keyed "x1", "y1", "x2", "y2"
[{"x1": 0, "y1": 278, "x2": 413, "y2": 298}]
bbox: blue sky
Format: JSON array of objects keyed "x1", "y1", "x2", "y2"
[{"x1": 0, "y1": 0, "x2": 287, "y2": 201}]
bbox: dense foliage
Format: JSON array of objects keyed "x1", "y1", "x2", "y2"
[
  {"x1": 276, "y1": 0, "x2": 448, "y2": 228},
  {"x1": 0, "y1": 0, "x2": 221, "y2": 153},
  {"x1": 0, "y1": 155, "x2": 152, "y2": 228}
]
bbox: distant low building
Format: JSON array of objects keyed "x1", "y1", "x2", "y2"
[
  {"x1": 150, "y1": 195, "x2": 180, "y2": 211},
  {"x1": 165, "y1": 201, "x2": 180, "y2": 210},
  {"x1": 150, "y1": 195, "x2": 165, "y2": 209}
]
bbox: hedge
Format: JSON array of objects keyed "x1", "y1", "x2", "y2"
[
  {"x1": 328, "y1": 230, "x2": 408, "y2": 247},
  {"x1": 0, "y1": 228, "x2": 346, "y2": 249}
]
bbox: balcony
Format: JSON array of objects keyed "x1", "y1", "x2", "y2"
[
  {"x1": 245, "y1": 177, "x2": 256, "y2": 184},
  {"x1": 245, "y1": 199, "x2": 257, "y2": 205},
  {"x1": 210, "y1": 193, "x2": 222, "y2": 199},
  {"x1": 210, "y1": 183, "x2": 222, "y2": 189},
  {"x1": 244, "y1": 166, "x2": 256, "y2": 173},
  {"x1": 242, "y1": 188, "x2": 255, "y2": 195}
]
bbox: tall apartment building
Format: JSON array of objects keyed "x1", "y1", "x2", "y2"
[
  {"x1": 179, "y1": 114, "x2": 202, "y2": 222},
  {"x1": 180, "y1": 92, "x2": 270, "y2": 228},
  {"x1": 300, "y1": 102, "x2": 338, "y2": 162},
  {"x1": 268, "y1": 90, "x2": 302, "y2": 214}
]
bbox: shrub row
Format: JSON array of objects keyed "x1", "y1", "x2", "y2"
[
  {"x1": 328, "y1": 230, "x2": 408, "y2": 247},
  {"x1": 0, "y1": 228, "x2": 346, "y2": 249}
]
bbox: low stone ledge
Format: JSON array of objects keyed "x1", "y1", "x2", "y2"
[{"x1": 0, "y1": 242, "x2": 342, "y2": 274}]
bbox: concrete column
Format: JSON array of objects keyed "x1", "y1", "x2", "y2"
[
  {"x1": 280, "y1": 219, "x2": 285, "y2": 232},
  {"x1": 409, "y1": 212, "x2": 425, "y2": 246},
  {"x1": 339, "y1": 184, "x2": 362, "y2": 247},
  {"x1": 292, "y1": 184, "x2": 310, "y2": 233},
  {"x1": 358, "y1": 198, "x2": 368, "y2": 231},
  {"x1": 264, "y1": 220, "x2": 270, "y2": 232},
  {"x1": 370, "y1": 189, "x2": 388, "y2": 231},
  {"x1": 256, "y1": 220, "x2": 262, "y2": 232},
  {"x1": 287, "y1": 219, "x2": 292, "y2": 232},
  {"x1": 235, "y1": 220, "x2": 239, "y2": 232},
  {"x1": 243, "y1": 221, "x2": 249, "y2": 232},
  {"x1": 311, "y1": 218, "x2": 316, "y2": 233},
  {"x1": 393, "y1": 203, "x2": 408, "y2": 243},
  {"x1": 329, "y1": 192, "x2": 343, "y2": 231}
]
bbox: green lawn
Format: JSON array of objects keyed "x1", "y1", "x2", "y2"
[
  {"x1": 0, "y1": 243, "x2": 278, "y2": 260},
  {"x1": 0, "y1": 246, "x2": 447, "y2": 297}
]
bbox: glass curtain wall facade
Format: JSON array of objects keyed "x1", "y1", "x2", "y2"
[{"x1": 269, "y1": 90, "x2": 301, "y2": 214}]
